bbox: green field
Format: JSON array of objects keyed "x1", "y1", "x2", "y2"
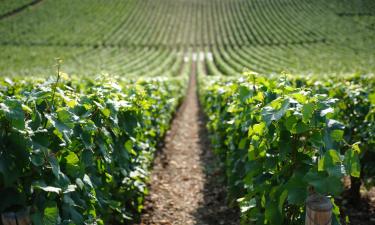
[
  {"x1": 0, "y1": 0, "x2": 374, "y2": 224},
  {"x1": 0, "y1": 0, "x2": 375, "y2": 76}
]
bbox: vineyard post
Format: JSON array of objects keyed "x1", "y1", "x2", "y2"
[{"x1": 305, "y1": 193, "x2": 332, "y2": 225}]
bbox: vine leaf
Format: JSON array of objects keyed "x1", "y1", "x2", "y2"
[
  {"x1": 302, "y1": 103, "x2": 314, "y2": 122},
  {"x1": 262, "y1": 98, "x2": 290, "y2": 125},
  {"x1": 344, "y1": 148, "x2": 361, "y2": 178},
  {"x1": 48, "y1": 155, "x2": 61, "y2": 179},
  {"x1": 0, "y1": 98, "x2": 25, "y2": 130},
  {"x1": 44, "y1": 202, "x2": 60, "y2": 225}
]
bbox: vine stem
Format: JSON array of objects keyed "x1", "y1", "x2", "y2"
[
  {"x1": 252, "y1": 73, "x2": 256, "y2": 93},
  {"x1": 51, "y1": 60, "x2": 61, "y2": 111},
  {"x1": 43, "y1": 59, "x2": 62, "y2": 129}
]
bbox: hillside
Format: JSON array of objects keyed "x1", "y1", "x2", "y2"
[
  {"x1": 0, "y1": 0, "x2": 374, "y2": 225},
  {"x1": 0, "y1": 0, "x2": 374, "y2": 76}
]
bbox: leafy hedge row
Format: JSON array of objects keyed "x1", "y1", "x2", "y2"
[
  {"x1": 0, "y1": 75, "x2": 186, "y2": 224},
  {"x1": 199, "y1": 74, "x2": 366, "y2": 224},
  {"x1": 292, "y1": 74, "x2": 375, "y2": 194}
]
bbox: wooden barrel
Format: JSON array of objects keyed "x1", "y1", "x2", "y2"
[
  {"x1": 1, "y1": 208, "x2": 31, "y2": 225},
  {"x1": 305, "y1": 194, "x2": 332, "y2": 225},
  {"x1": 15, "y1": 209, "x2": 31, "y2": 225},
  {"x1": 1, "y1": 212, "x2": 17, "y2": 225}
]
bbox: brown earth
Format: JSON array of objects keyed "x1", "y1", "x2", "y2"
[
  {"x1": 139, "y1": 63, "x2": 239, "y2": 225},
  {"x1": 338, "y1": 177, "x2": 375, "y2": 225}
]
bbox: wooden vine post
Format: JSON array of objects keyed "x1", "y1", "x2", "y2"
[{"x1": 305, "y1": 193, "x2": 333, "y2": 225}]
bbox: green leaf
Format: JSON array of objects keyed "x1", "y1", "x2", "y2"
[
  {"x1": 238, "y1": 138, "x2": 247, "y2": 150},
  {"x1": 63, "y1": 184, "x2": 77, "y2": 194},
  {"x1": 0, "y1": 154, "x2": 19, "y2": 186},
  {"x1": 265, "y1": 201, "x2": 282, "y2": 225},
  {"x1": 75, "y1": 178, "x2": 84, "y2": 189},
  {"x1": 63, "y1": 195, "x2": 75, "y2": 206},
  {"x1": 284, "y1": 115, "x2": 297, "y2": 131},
  {"x1": 305, "y1": 171, "x2": 343, "y2": 196},
  {"x1": 46, "y1": 112, "x2": 74, "y2": 143},
  {"x1": 327, "y1": 119, "x2": 345, "y2": 130},
  {"x1": 309, "y1": 131, "x2": 323, "y2": 148},
  {"x1": 279, "y1": 189, "x2": 288, "y2": 212},
  {"x1": 331, "y1": 198, "x2": 340, "y2": 215},
  {"x1": 66, "y1": 99, "x2": 78, "y2": 108},
  {"x1": 320, "y1": 108, "x2": 335, "y2": 117},
  {"x1": 295, "y1": 122, "x2": 309, "y2": 134},
  {"x1": 31, "y1": 151, "x2": 45, "y2": 167},
  {"x1": 239, "y1": 85, "x2": 252, "y2": 102},
  {"x1": 0, "y1": 99, "x2": 25, "y2": 130},
  {"x1": 330, "y1": 130, "x2": 344, "y2": 142},
  {"x1": 57, "y1": 109, "x2": 75, "y2": 129},
  {"x1": 318, "y1": 150, "x2": 341, "y2": 172},
  {"x1": 302, "y1": 103, "x2": 314, "y2": 122},
  {"x1": 286, "y1": 175, "x2": 307, "y2": 204},
  {"x1": 249, "y1": 122, "x2": 266, "y2": 136},
  {"x1": 44, "y1": 202, "x2": 59, "y2": 225},
  {"x1": 63, "y1": 204, "x2": 84, "y2": 225},
  {"x1": 332, "y1": 213, "x2": 341, "y2": 225},
  {"x1": 344, "y1": 149, "x2": 361, "y2": 177},
  {"x1": 291, "y1": 92, "x2": 307, "y2": 103},
  {"x1": 124, "y1": 140, "x2": 136, "y2": 156},
  {"x1": 48, "y1": 155, "x2": 60, "y2": 179},
  {"x1": 351, "y1": 142, "x2": 361, "y2": 153},
  {"x1": 369, "y1": 92, "x2": 375, "y2": 105},
  {"x1": 81, "y1": 149, "x2": 93, "y2": 167},
  {"x1": 239, "y1": 198, "x2": 256, "y2": 213},
  {"x1": 31, "y1": 212, "x2": 43, "y2": 225},
  {"x1": 262, "y1": 98, "x2": 290, "y2": 125},
  {"x1": 32, "y1": 180, "x2": 62, "y2": 194},
  {"x1": 320, "y1": 107, "x2": 334, "y2": 117},
  {"x1": 101, "y1": 108, "x2": 111, "y2": 118},
  {"x1": 65, "y1": 151, "x2": 80, "y2": 177},
  {"x1": 41, "y1": 186, "x2": 62, "y2": 194},
  {"x1": 331, "y1": 199, "x2": 341, "y2": 225},
  {"x1": 83, "y1": 174, "x2": 93, "y2": 188}
]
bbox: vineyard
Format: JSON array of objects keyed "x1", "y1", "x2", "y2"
[{"x1": 0, "y1": 0, "x2": 374, "y2": 225}]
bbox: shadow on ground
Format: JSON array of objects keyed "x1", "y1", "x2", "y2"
[{"x1": 193, "y1": 100, "x2": 240, "y2": 225}]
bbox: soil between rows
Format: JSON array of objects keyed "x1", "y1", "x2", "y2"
[{"x1": 139, "y1": 63, "x2": 239, "y2": 225}]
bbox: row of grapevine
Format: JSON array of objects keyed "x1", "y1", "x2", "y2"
[
  {"x1": 0, "y1": 74, "x2": 186, "y2": 224},
  {"x1": 194, "y1": 44, "x2": 375, "y2": 77},
  {"x1": 292, "y1": 75, "x2": 375, "y2": 200},
  {"x1": 0, "y1": 46, "x2": 189, "y2": 77},
  {"x1": 0, "y1": 0, "x2": 132, "y2": 46},
  {"x1": 21, "y1": 43, "x2": 374, "y2": 78},
  {"x1": 1, "y1": 0, "x2": 366, "y2": 47},
  {"x1": 1, "y1": 0, "x2": 375, "y2": 76},
  {"x1": 327, "y1": 0, "x2": 375, "y2": 15},
  {"x1": 0, "y1": 0, "x2": 34, "y2": 17},
  {"x1": 199, "y1": 73, "x2": 374, "y2": 224}
]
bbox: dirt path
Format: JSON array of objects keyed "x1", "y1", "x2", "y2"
[{"x1": 140, "y1": 62, "x2": 239, "y2": 225}]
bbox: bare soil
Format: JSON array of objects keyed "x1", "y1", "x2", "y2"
[
  {"x1": 139, "y1": 63, "x2": 239, "y2": 225},
  {"x1": 337, "y1": 177, "x2": 375, "y2": 224}
]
